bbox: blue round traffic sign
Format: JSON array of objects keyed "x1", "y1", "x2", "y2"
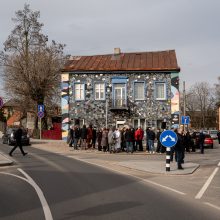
[
  {"x1": 38, "y1": 111, "x2": 44, "y2": 118},
  {"x1": 159, "y1": 130, "x2": 178, "y2": 148}
]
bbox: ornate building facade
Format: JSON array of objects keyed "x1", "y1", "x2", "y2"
[{"x1": 61, "y1": 49, "x2": 180, "y2": 141}]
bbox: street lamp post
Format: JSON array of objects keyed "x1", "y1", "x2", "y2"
[
  {"x1": 105, "y1": 86, "x2": 111, "y2": 128},
  {"x1": 105, "y1": 97, "x2": 108, "y2": 128}
]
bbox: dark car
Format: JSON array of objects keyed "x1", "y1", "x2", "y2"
[
  {"x1": 2, "y1": 127, "x2": 30, "y2": 146},
  {"x1": 192, "y1": 132, "x2": 213, "y2": 149}
]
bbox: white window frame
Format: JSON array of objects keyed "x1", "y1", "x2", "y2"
[
  {"x1": 155, "y1": 82, "x2": 167, "y2": 100},
  {"x1": 113, "y1": 83, "x2": 127, "y2": 107},
  {"x1": 74, "y1": 83, "x2": 85, "y2": 101},
  {"x1": 134, "y1": 82, "x2": 145, "y2": 100},
  {"x1": 94, "y1": 83, "x2": 105, "y2": 100}
]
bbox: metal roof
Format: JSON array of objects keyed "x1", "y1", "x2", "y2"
[{"x1": 62, "y1": 50, "x2": 180, "y2": 72}]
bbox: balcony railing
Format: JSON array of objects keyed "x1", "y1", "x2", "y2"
[{"x1": 110, "y1": 99, "x2": 128, "y2": 110}]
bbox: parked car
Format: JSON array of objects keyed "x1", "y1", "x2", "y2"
[
  {"x1": 2, "y1": 127, "x2": 30, "y2": 146},
  {"x1": 208, "y1": 130, "x2": 218, "y2": 140},
  {"x1": 192, "y1": 132, "x2": 213, "y2": 149},
  {"x1": 203, "y1": 134, "x2": 214, "y2": 148}
]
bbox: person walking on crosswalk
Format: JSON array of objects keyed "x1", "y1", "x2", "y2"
[{"x1": 9, "y1": 125, "x2": 28, "y2": 156}]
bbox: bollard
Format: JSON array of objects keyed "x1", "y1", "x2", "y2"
[{"x1": 166, "y1": 147, "x2": 171, "y2": 171}]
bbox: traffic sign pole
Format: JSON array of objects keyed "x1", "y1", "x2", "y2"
[
  {"x1": 160, "y1": 130, "x2": 178, "y2": 172},
  {"x1": 37, "y1": 105, "x2": 44, "y2": 140},
  {"x1": 166, "y1": 147, "x2": 171, "y2": 171},
  {"x1": 40, "y1": 117, "x2": 42, "y2": 140}
]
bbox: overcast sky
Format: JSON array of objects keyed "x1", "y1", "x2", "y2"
[{"x1": 1, "y1": 0, "x2": 220, "y2": 96}]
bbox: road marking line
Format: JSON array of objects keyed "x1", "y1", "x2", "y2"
[
  {"x1": 195, "y1": 167, "x2": 219, "y2": 199},
  {"x1": 142, "y1": 179, "x2": 185, "y2": 195},
  {"x1": 67, "y1": 156, "x2": 186, "y2": 196},
  {"x1": 204, "y1": 202, "x2": 220, "y2": 211},
  {"x1": 18, "y1": 168, "x2": 53, "y2": 220},
  {"x1": 0, "y1": 172, "x2": 29, "y2": 183}
]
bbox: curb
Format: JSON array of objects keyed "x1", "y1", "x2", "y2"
[
  {"x1": 0, "y1": 152, "x2": 14, "y2": 167},
  {"x1": 115, "y1": 162, "x2": 200, "y2": 175}
]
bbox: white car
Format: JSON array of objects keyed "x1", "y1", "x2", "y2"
[{"x1": 209, "y1": 130, "x2": 218, "y2": 140}]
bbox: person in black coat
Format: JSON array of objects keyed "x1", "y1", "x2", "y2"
[
  {"x1": 124, "y1": 127, "x2": 134, "y2": 153},
  {"x1": 80, "y1": 125, "x2": 87, "y2": 150},
  {"x1": 92, "y1": 127, "x2": 97, "y2": 149},
  {"x1": 145, "y1": 127, "x2": 150, "y2": 152},
  {"x1": 199, "y1": 130, "x2": 205, "y2": 154},
  {"x1": 73, "y1": 125, "x2": 81, "y2": 150},
  {"x1": 174, "y1": 129, "x2": 185, "y2": 169},
  {"x1": 156, "y1": 128, "x2": 165, "y2": 153},
  {"x1": 97, "y1": 128, "x2": 102, "y2": 151},
  {"x1": 9, "y1": 125, "x2": 27, "y2": 156},
  {"x1": 217, "y1": 130, "x2": 220, "y2": 144},
  {"x1": 68, "y1": 126, "x2": 74, "y2": 148}
]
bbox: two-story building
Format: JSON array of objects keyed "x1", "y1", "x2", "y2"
[{"x1": 61, "y1": 49, "x2": 180, "y2": 141}]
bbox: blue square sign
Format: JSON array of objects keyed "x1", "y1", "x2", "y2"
[
  {"x1": 38, "y1": 105, "x2": 44, "y2": 112},
  {"x1": 181, "y1": 116, "x2": 190, "y2": 125}
]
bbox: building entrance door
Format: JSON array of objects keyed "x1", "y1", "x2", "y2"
[{"x1": 116, "y1": 120, "x2": 126, "y2": 129}]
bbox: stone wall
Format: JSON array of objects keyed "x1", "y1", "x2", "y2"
[{"x1": 68, "y1": 72, "x2": 172, "y2": 129}]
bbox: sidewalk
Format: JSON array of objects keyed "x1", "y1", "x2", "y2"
[
  {"x1": 0, "y1": 152, "x2": 13, "y2": 166},
  {"x1": 0, "y1": 131, "x2": 13, "y2": 166},
  {"x1": 29, "y1": 139, "x2": 199, "y2": 175}
]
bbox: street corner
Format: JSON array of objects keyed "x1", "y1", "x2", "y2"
[
  {"x1": 115, "y1": 160, "x2": 200, "y2": 175},
  {"x1": 168, "y1": 162, "x2": 200, "y2": 175},
  {"x1": 0, "y1": 152, "x2": 14, "y2": 167}
]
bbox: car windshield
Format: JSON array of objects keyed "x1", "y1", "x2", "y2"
[{"x1": 210, "y1": 130, "x2": 217, "y2": 134}]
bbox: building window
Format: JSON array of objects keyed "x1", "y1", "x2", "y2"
[
  {"x1": 113, "y1": 83, "x2": 127, "y2": 108},
  {"x1": 134, "y1": 82, "x2": 145, "y2": 100},
  {"x1": 155, "y1": 82, "x2": 166, "y2": 100},
  {"x1": 74, "y1": 83, "x2": 85, "y2": 100},
  {"x1": 95, "y1": 83, "x2": 105, "y2": 100}
]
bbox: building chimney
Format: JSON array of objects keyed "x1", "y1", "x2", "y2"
[{"x1": 114, "y1": 48, "x2": 121, "y2": 55}]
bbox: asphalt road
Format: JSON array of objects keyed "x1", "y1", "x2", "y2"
[{"x1": 0, "y1": 144, "x2": 220, "y2": 220}]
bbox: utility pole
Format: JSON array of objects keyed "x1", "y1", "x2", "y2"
[
  {"x1": 105, "y1": 99, "x2": 108, "y2": 128},
  {"x1": 183, "y1": 81, "x2": 186, "y2": 131}
]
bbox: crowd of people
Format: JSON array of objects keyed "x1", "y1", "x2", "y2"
[
  {"x1": 67, "y1": 124, "x2": 203, "y2": 154},
  {"x1": 67, "y1": 124, "x2": 145, "y2": 153},
  {"x1": 67, "y1": 124, "x2": 213, "y2": 170}
]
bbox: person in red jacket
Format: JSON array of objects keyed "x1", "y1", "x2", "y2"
[{"x1": 135, "y1": 126, "x2": 144, "y2": 151}]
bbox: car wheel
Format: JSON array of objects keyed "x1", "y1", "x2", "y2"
[{"x1": 210, "y1": 144, "x2": 213, "y2": 149}]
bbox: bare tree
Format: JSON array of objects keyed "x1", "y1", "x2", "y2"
[
  {"x1": 214, "y1": 77, "x2": 220, "y2": 105},
  {"x1": 0, "y1": 4, "x2": 67, "y2": 128},
  {"x1": 186, "y1": 82, "x2": 216, "y2": 129}
]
